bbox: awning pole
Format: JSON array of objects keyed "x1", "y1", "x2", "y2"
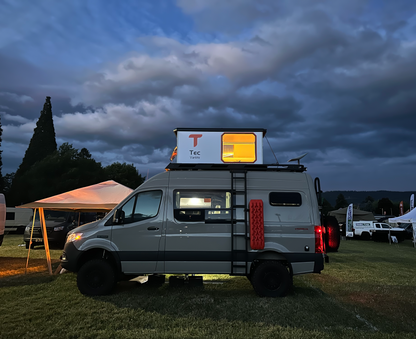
[
  {"x1": 25, "y1": 208, "x2": 37, "y2": 274},
  {"x1": 39, "y1": 208, "x2": 52, "y2": 275}
]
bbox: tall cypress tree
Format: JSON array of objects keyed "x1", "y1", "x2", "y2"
[
  {"x1": 0, "y1": 116, "x2": 3, "y2": 193},
  {"x1": 15, "y1": 96, "x2": 57, "y2": 177},
  {"x1": 8, "y1": 96, "x2": 57, "y2": 205}
]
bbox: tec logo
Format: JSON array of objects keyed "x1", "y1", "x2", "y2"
[
  {"x1": 188, "y1": 134, "x2": 202, "y2": 158},
  {"x1": 189, "y1": 134, "x2": 202, "y2": 147}
]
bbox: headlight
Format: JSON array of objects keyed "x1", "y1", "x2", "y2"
[
  {"x1": 25, "y1": 225, "x2": 31, "y2": 231},
  {"x1": 54, "y1": 226, "x2": 65, "y2": 232},
  {"x1": 66, "y1": 233, "x2": 83, "y2": 243}
]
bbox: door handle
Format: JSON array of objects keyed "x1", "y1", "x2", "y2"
[{"x1": 147, "y1": 226, "x2": 159, "y2": 231}]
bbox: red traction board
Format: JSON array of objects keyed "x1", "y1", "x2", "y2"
[{"x1": 249, "y1": 199, "x2": 264, "y2": 250}]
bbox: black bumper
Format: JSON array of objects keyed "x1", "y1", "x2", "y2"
[{"x1": 61, "y1": 242, "x2": 82, "y2": 272}]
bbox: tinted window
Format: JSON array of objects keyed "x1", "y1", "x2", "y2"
[
  {"x1": 174, "y1": 190, "x2": 231, "y2": 222},
  {"x1": 6, "y1": 212, "x2": 15, "y2": 220},
  {"x1": 269, "y1": 192, "x2": 302, "y2": 206},
  {"x1": 119, "y1": 191, "x2": 162, "y2": 225}
]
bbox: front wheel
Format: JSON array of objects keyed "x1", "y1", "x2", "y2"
[
  {"x1": 251, "y1": 261, "x2": 292, "y2": 297},
  {"x1": 77, "y1": 259, "x2": 116, "y2": 296}
]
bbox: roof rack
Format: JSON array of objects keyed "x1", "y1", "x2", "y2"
[{"x1": 166, "y1": 163, "x2": 306, "y2": 172}]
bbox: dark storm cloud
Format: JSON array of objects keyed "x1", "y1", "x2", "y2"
[{"x1": 2, "y1": 0, "x2": 416, "y2": 190}]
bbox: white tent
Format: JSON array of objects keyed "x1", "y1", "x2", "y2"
[
  {"x1": 389, "y1": 209, "x2": 416, "y2": 247},
  {"x1": 18, "y1": 180, "x2": 133, "y2": 212},
  {"x1": 389, "y1": 208, "x2": 416, "y2": 224},
  {"x1": 17, "y1": 180, "x2": 133, "y2": 273}
]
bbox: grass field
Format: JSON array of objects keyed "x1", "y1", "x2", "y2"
[{"x1": 1, "y1": 234, "x2": 415, "y2": 339}]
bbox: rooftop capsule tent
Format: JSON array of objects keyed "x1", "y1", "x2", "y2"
[{"x1": 61, "y1": 128, "x2": 335, "y2": 297}]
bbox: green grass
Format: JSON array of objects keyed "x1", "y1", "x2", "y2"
[{"x1": 1, "y1": 234, "x2": 416, "y2": 339}]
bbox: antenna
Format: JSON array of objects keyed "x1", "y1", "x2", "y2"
[
  {"x1": 287, "y1": 153, "x2": 308, "y2": 165},
  {"x1": 265, "y1": 136, "x2": 279, "y2": 164}
]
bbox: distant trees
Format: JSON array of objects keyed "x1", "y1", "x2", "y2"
[
  {"x1": 0, "y1": 116, "x2": 3, "y2": 193},
  {"x1": 104, "y1": 162, "x2": 144, "y2": 189},
  {"x1": 377, "y1": 198, "x2": 394, "y2": 215},
  {"x1": 334, "y1": 194, "x2": 348, "y2": 209},
  {"x1": 5, "y1": 96, "x2": 144, "y2": 205},
  {"x1": 321, "y1": 198, "x2": 334, "y2": 216},
  {"x1": 359, "y1": 195, "x2": 375, "y2": 212}
]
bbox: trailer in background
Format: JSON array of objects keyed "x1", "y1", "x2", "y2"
[{"x1": 5, "y1": 207, "x2": 33, "y2": 234}]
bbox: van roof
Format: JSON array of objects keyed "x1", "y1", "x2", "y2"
[
  {"x1": 166, "y1": 163, "x2": 306, "y2": 172},
  {"x1": 173, "y1": 128, "x2": 267, "y2": 137}
]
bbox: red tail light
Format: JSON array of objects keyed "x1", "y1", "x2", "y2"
[{"x1": 315, "y1": 225, "x2": 325, "y2": 254}]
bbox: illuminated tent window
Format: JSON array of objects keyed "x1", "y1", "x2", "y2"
[{"x1": 222, "y1": 133, "x2": 256, "y2": 163}]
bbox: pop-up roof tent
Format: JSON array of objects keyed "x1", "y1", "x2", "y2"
[
  {"x1": 328, "y1": 207, "x2": 376, "y2": 224},
  {"x1": 17, "y1": 180, "x2": 133, "y2": 274},
  {"x1": 172, "y1": 128, "x2": 267, "y2": 164}
]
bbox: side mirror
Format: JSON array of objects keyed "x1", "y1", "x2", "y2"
[{"x1": 113, "y1": 209, "x2": 125, "y2": 225}]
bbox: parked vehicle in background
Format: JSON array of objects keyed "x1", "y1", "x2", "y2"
[
  {"x1": 5, "y1": 207, "x2": 33, "y2": 234},
  {"x1": 353, "y1": 220, "x2": 406, "y2": 242},
  {"x1": 0, "y1": 194, "x2": 6, "y2": 246},
  {"x1": 396, "y1": 223, "x2": 413, "y2": 240},
  {"x1": 24, "y1": 210, "x2": 97, "y2": 249}
]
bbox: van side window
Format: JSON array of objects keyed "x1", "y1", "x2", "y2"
[
  {"x1": 6, "y1": 212, "x2": 15, "y2": 220},
  {"x1": 174, "y1": 190, "x2": 231, "y2": 222},
  {"x1": 119, "y1": 191, "x2": 163, "y2": 225},
  {"x1": 269, "y1": 192, "x2": 302, "y2": 206}
]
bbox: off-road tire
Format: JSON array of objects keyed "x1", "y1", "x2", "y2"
[
  {"x1": 251, "y1": 261, "x2": 292, "y2": 297},
  {"x1": 77, "y1": 259, "x2": 116, "y2": 296}
]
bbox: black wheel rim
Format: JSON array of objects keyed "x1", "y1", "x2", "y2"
[
  {"x1": 86, "y1": 269, "x2": 105, "y2": 289},
  {"x1": 263, "y1": 271, "x2": 282, "y2": 291}
]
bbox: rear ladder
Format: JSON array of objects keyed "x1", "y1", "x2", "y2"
[{"x1": 230, "y1": 170, "x2": 249, "y2": 275}]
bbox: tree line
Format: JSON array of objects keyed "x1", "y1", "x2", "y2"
[
  {"x1": 0, "y1": 96, "x2": 144, "y2": 206},
  {"x1": 321, "y1": 193, "x2": 408, "y2": 216}
]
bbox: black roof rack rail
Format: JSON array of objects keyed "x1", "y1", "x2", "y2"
[{"x1": 166, "y1": 163, "x2": 306, "y2": 172}]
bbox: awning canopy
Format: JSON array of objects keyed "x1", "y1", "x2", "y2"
[
  {"x1": 389, "y1": 208, "x2": 416, "y2": 224},
  {"x1": 328, "y1": 207, "x2": 376, "y2": 224},
  {"x1": 17, "y1": 180, "x2": 133, "y2": 212}
]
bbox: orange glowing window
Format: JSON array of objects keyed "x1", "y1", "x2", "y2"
[{"x1": 221, "y1": 133, "x2": 256, "y2": 163}]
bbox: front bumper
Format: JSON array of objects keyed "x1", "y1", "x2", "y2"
[{"x1": 60, "y1": 241, "x2": 82, "y2": 272}]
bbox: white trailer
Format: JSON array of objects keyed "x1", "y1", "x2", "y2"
[{"x1": 5, "y1": 207, "x2": 33, "y2": 234}]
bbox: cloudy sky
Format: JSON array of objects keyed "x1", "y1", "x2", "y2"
[{"x1": 1, "y1": 0, "x2": 416, "y2": 192}]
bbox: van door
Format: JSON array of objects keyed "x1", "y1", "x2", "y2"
[
  {"x1": 111, "y1": 190, "x2": 165, "y2": 274},
  {"x1": 164, "y1": 189, "x2": 232, "y2": 274}
]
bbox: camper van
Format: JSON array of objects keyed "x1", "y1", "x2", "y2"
[
  {"x1": 5, "y1": 207, "x2": 33, "y2": 234},
  {"x1": 61, "y1": 128, "x2": 327, "y2": 297},
  {"x1": 0, "y1": 194, "x2": 6, "y2": 246}
]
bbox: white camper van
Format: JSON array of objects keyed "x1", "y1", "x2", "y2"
[
  {"x1": 0, "y1": 194, "x2": 6, "y2": 246},
  {"x1": 5, "y1": 207, "x2": 33, "y2": 234},
  {"x1": 61, "y1": 128, "x2": 327, "y2": 297}
]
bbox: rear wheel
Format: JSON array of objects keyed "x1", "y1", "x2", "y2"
[
  {"x1": 251, "y1": 261, "x2": 292, "y2": 297},
  {"x1": 361, "y1": 232, "x2": 371, "y2": 240},
  {"x1": 77, "y1": 259, "x2": 116, "y2": 296}
]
